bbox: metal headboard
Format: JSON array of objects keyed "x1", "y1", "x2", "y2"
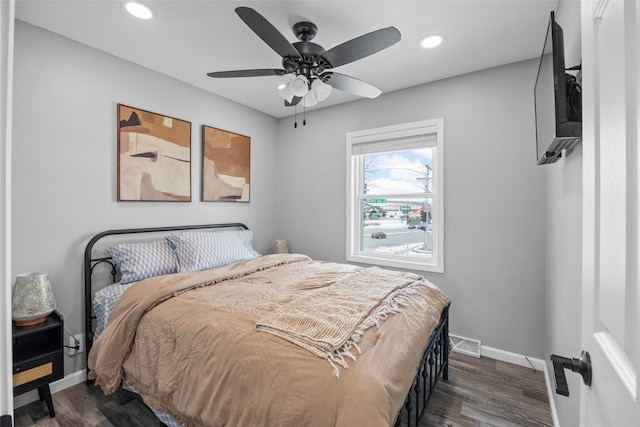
[{"x1": 83, "y1": 222, "x2": 249, "y2": 379}]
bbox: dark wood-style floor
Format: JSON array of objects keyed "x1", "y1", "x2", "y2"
[{"x1": 14, "y1": 352, "x2": 553, "y2": 427}]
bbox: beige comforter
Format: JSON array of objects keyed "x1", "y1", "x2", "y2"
[{"x1": 88, "y1": 254, "x2": 450, "y2": 427}]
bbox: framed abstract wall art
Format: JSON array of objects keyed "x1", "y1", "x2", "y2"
[
  {"x1": 201, "y1": 125, "x2": 250, "y2": 202},
  {"x1": 117, "y1": 104, "x2": 191, "y2": 201}
]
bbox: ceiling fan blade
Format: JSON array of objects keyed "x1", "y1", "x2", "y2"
[
  {"x1": 323, "y1": 72, "x2": 382, "y2": 98},
  {"x1": 321, "y1": 27, "x2": 401, "y2": 68},
  {"x1": 207, "y1": 69, "x2": 286, "y2": 78},
  {"x1": 285, "y1": 96, "x2": 302, "y2": 107},
  {"x1": 235, "y1": 7, "x2": 301, "y2": 59}
]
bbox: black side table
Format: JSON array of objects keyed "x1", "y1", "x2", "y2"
[{"x1": 12, "y1": 310, "x2": 64, "y2": 417}]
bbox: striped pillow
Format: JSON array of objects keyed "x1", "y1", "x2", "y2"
[
  {"x1": 106, "y1": 240, "x2": 178, "y2": 284},
  {"x1": 166, "y1": 230, "x2": 261, "y2": 272}
]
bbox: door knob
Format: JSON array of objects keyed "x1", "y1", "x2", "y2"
[{"x1": 550, "y1": 350, "x2": 592, "y2": 396}]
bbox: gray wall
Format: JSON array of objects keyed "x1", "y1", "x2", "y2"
[
  {"x1": 275, "y1": 59, "x2": 547, "y2": 357},
  {"x1": 544, "y1": 2, "x2": 583, "y2": 425},
  {"x1": 13, "y1": 16, "x2": 551, "y2": 379},
  {"x1": 12, "y1": 21, "x2": 279, "y2": 375}
]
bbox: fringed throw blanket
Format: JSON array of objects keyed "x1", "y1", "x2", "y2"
[{"x1": 256, "y1": 267, "x2": 424, "y2": 377}]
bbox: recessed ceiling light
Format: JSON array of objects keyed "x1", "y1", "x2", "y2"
[
  {"x1": 123, "y1": 1, "x2": 154, "y2": 20},
  {"x1": 420, "y1": 34, "x2": 444, "y2": 49}
]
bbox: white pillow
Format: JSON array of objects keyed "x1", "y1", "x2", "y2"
[{"x1": 166, "y1": 229, "x2": 261, "y2": 272}]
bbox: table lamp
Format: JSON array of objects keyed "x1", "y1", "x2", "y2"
[{"x1": 12, "y1": 272, "x2": 56, "y2": 327}]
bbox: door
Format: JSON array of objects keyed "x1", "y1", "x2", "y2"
[{"x1": 581, "y1": 0, "x2": 640, "y2": 425}]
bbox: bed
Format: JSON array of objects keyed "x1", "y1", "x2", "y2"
[{"x1": 84, "y1": 223, "x2": 450, "y2": 427}]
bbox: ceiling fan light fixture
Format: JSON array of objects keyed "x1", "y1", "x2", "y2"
[
  {"x1": 207, "y1": 7, "x2": 402, "y2": 120},
  {"x1": 123, "y1": 1, "x2": 154, "y2": 19},
  {"x1": 420, "y1": 34, "x2": 444, "y2": 49},
  {"x1": 302, "y1": 91, "x2": 318, "y2": 107},
  {"x1": 289, "y1": 75, "x2": 309, "y2": 97},
  {"x1": 311, "y1": 78, "x2": 332, "y2": 101},
  {"x1": 278, "y1": 82, "x2": 295, "y2": 103}
]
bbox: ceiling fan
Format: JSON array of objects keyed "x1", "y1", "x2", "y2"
[{"x1": 207, "y1": 7, "x2": 401, "y2": 109}]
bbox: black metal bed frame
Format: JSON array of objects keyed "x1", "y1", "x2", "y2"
[
  {"x1": 83, "y1": 222, "x2": 449, "y2": 427},
  {"x1": 395, "y1": 304, "x2": 450, "y2": 427}
]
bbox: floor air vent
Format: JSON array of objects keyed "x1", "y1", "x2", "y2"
[{"x1": 450, "y1": 334, "x2": 481, "y2": 358}]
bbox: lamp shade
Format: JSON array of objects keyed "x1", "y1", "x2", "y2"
[
  {"x1": 289, "y1": 75, "x2": 309, "y2": 97},
  {"x1": 12, "y1": 272, "x2": 56, "y2": 326},
  {"x1": 311, "y1": 78, "x2": 332, "y2": 101},
  {"x1": 278, "y1": 82, "x2": 295, "y2": 103},
  {"x1": 302, "y1": 91, "x2": 318, "y2": 107}
]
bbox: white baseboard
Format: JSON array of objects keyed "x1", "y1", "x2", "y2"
[
  {"x1": 480, "y1": 345, "x2": 560, "y2": 427},
  {"x1": 480, "y1": 345, "x2": 545, "y2": 370},
  {"x1": 13, "y1": 369, "x2": 86, "y2": 409}
]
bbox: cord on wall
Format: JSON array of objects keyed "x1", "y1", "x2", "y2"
[
  {"x1": 524, "y1": 355, "x2": 536, "y2": 370},
  {"x1": 63, "y1": 325, "x2": 83, "y2": 356}
]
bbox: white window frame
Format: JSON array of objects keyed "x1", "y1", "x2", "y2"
[{"x1": 346, "y1": 118, "x2": 444, "y2": 273}]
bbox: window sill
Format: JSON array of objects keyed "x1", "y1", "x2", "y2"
[{"x1": 346, "y1": 253, "x2": 443, "y2": 273}]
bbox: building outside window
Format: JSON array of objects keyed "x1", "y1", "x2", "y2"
[{"x1": 346, "y1": 118, "x2": 444, "y2": 272}]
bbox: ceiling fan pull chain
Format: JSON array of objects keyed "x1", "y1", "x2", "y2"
[
  {"x1": 294, "y1": 105, "x2": 298, "y2": 128},
  {"x1": 303, "y1": 104, "x2": 307, "y2": 126}
]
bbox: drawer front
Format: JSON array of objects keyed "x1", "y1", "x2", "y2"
[
  {"x1": 13, "y1": 352, "x2": 63, "y2": 395},
  {"x1": 13, "y1": 362, "x2": 52, "y2": 387}
]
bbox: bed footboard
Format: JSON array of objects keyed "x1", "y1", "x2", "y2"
[{"x1": 395, "y1": 304, "x2": 450, "y2": 427}]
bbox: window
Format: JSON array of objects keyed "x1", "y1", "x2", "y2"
[{"x1": 346, "y1": 118, "x2": 444, "y2": 272}]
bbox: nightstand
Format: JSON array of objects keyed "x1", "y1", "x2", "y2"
[{"x1": 12, "y1": 310, "x2": 64, "y2": 418}]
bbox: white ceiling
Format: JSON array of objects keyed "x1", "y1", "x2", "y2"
[{"x1": 15, "y1": 0, "x2": 559, "y2": 118}]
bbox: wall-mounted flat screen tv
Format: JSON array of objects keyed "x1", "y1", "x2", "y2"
[{"x1": 534, "y1": 11, "x2": 581, "y2": 165}]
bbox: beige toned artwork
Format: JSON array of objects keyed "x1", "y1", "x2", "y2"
[
  {"x1": 117, "y1": 104, "x2": 191, "y2": 201},
  {"x1": 201, "y1": 125, "x2": 250, "y2": 202}
]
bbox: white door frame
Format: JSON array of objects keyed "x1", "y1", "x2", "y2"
[{"x1": 0, "y1": 0, "x2": 15, "y2": 421}]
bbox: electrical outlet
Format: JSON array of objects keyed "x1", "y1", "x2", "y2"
[{"x1": 67, "y1": 333, "x2": 84, "y2": 356}]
